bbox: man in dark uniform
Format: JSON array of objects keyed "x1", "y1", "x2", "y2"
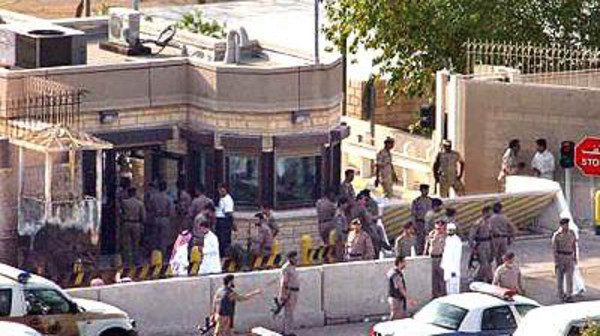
[
  {"x1": 188, "y1": 184, "x2": 213, "y2": 225},
  {"x1": 345, "y1": 219, "x2": 375, "y2": 261},
  {"x1": 493, "y1": 252, "x2": 523, "y2": 294},
  {"x1": 552, "y1": 218, "x2": 577, "y2": 302},
  {"x1": 260, "y1": 204, "x2": 279, "y2": 238},
  {"x1": 147, "y1": 180, "x2": 173, "y2": 257},
  {"x1": 387, "y1": 256, "x2": 416, "y2": 320},
  {"x1": 469, "y1": 206, "x2": 494, "y2": 283},
  {"x1": 211, "y1": 274, "x2": 261, "y2": 336},
  {"x1": 411, "y1": 184, "x2": 433, "y2": 254},
  {"x1": 120, "y1": 187, "x2": 146, "y2": 267}
]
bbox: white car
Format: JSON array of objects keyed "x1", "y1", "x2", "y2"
[
  {"x1": 0, "y1": 263, "x2": 137, "y2": 336},
  {"x1": 371, "y1": 284, "x2": 540, "y2": 336},
  {"x1": 0, "y1": 321, "x2": 42, "y2": 336},
  {"x1": 514, "y1": 301, "x2": 600, "y2": 336}
]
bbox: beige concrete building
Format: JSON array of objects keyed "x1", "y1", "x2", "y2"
[
  {"x1": 437, "y1": 67, "x2": 600, "y2": 222},
  {"x1": 0, "y1": 5, "x2": 346, "y2": 268}
]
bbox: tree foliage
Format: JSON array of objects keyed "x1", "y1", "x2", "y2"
[
  {"x1": 177, "y1": 9, "x2": 226, "y2": 39},
  {"x1": 324, "y1": 0, "x2": 600, "y2": 99}
]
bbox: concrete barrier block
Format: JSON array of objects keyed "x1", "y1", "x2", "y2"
[
  {"x1": 322, "y1": 257, "x2": 431, "y2": 320},
  {"x1": 67, "y1": 287, "x2": 100, "y2": 301},
  {"x1": 209, "y1": 268, "x2": 324, "y2": 333},
  {"x1": 97, "y1": 277, "x2": 212, "y2": 336}
]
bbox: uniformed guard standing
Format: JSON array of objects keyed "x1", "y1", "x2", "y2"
[
  {"x1": 433, "y1": 140, "x2": 465, "y2": 198},
  {"x1": 469, "y1": 206, "x2": 494, "y2": 283},
  {"x1": 394, "y1": 222, "x2": 417, "y2": 258},
  {"x1": 424, "y1": 219, "x2": 447, "y2": 298},
  {"x1": 492, "y1": 252, "x2": 523, "y2": 294},
  {"x1": 376, "y1": 137, "x2": 398, "y2": 198},
  {"x1": 188, "y1": 184, "x2": 214, "y2": 226},
  {"x1": 148, "y1": 181, "x2": 174, "y2": 257},
  {"x1": 424, "y1": 198, "x2": 445, "y2": 236},
  {"x1": 339, "y1": 169, "x2": 356, "y2": 201},
  {"x1": 387, "y1": 256, "x2": 416, "y2": 320},
  {"x1": 333, "y1": 197, "x2": 351, "y2": 261},
  {"x1": 316, "y1": 188, "x2": 337, "y2": 244},
  {"x1": 211, "y1": 274, "x2": 261, "y2": 336},
  {"x1": 490, "y1": 202, "x2": 516, "y2": 267},
  {"x1": 552, "y1": 218, "x2": 577, "y2": 302},
  {"x1": 260, "y1": 204, "x2": 279, "y2": 238},
  {"x1": 120, "y1": 187, "x2": 146, "y2": 267},
  {"x1": 411, "y1": 184, "x2": 433, "y2": 254},
  {"x1": 345, "y1": 219, "x2": 375, "y2": 261},
  {"x1": 279, "y1": 251, "x2": 300, "y2": 336}
]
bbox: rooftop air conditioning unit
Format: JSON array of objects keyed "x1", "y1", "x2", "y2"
[
  {"x1": 108, "y1": 7, "x2": 140, "y2": 47},
  {"x1": 0, "y1": 24, "x2": 86, "y2": 69}
]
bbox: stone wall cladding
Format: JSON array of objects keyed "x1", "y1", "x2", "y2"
[{"x1": 346, "y1": 79, "x2": 425, "y2": 130}]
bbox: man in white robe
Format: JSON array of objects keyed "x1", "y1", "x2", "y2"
[
  {"x1": 441, "y1": 223, "x2": 462, "y2": 295},
  {"x1": 197, "y1": 218, "x2": 222, "y2": 275}
]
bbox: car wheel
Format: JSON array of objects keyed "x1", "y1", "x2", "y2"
[{"x1": 100, "y1": 328, "x2": 129, "y2": 336}]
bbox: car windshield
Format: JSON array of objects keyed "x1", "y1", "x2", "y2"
[{"x1": 414, "y1": 300, "x2": 468, "y2": 331}]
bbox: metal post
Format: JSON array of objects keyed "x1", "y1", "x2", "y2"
[
  {"x1": 44, "y1": 152, "x2": 52, "y2": 222},
  {"x1": 17, "y1": 147, "x2": 23, "y2": 226},
  {"x1": 565, "y1": 168, "x2": 572, "y2": 208},
  {"x1": 314, "y1": 0, "x2": 320, "y2": 64},
  {"x1": 96, "y1": 150, "x2": 103, "y2": 241}
]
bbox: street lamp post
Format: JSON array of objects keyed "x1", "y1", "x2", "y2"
[{"x1": 314, "y1": 0, "x2": 320, "y2": 64}]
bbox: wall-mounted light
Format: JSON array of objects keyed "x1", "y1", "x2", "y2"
[
  {"x1": 99, "y1": 110, "x2": 119, "y2": 124},
  {"x1": 291, "y1": 110, "x2": 310, "y2": 124}
]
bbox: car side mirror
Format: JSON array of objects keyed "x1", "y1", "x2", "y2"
[{"x1": 69, "y1": 302, "x2": 79, "y2": 314}]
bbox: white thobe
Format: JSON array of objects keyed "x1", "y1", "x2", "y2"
[
  {"x1": 441, "y1": 234, "x2": 462, "y2": 295},
  {"x1": 199, "y1": 231, "x2": 222, "y2": 275},
  {"x1": 531, "y1": 150, "x2": 555, "y2": 180}
]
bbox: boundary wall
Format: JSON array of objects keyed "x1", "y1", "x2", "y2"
[{"x1": 68, "y1": 257, "x2": 432, "y2": 335}]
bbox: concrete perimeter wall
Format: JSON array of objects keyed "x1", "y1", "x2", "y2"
[
  {"x1": 451, "y1": 79, "x2": 600, "y2": 222},
  {"x1": 68, "y1": 257, "x2": 432, "y2": 336}
]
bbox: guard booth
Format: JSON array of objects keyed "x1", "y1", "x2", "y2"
[{"x1": 1, "y1": 77, "x2": 112, "y2": 285}]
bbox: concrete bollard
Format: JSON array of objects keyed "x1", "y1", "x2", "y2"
[{"x1": 300, "y1": 234, "x2": 312, "y2": 266}]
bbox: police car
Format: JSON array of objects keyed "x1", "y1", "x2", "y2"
[
  {"x1": 0, "y1": 321, "x2": 42, "y2": 336},
  {"x1": 0, "y1": 263, "x2": 137, "y2": 336},
  {"x1": 514, "y1": 301, "x2": 600, "y2": 336},
  {"x1": 370, "y1": 283, "x2": 540, "y2": 336}
]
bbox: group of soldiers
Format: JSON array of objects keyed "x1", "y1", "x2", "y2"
[
  {"x1": 117, "y1": 176, "x2": 240, "y2": 269},
  {"x1": 316, "y1": 169, "x2": 390, "y2": 263}
]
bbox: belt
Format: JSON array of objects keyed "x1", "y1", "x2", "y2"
[
  {"x1": 123, "y1": 220, "x2": 140, "y2": 223},
  {"x1": 348, "y1": 253, "x2": 363, "y2": 257},
  {"x1": 285, "y1": 286, "x2": 300, "y2": 292},
  {"x1": 557, "y1": 251, "x2": 574, "y2": 255},
  {"x1": 475, "y1": 237, "x2": 491, "y2": 242},
  {"x1": 431, "y1": 254, "x2": 442, "y2": 258},
  {"x1": 493, "y1": 235, "x2": 510, "y2": 239}
]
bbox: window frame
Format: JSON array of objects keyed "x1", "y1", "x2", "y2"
[
  {"x1": 24, "y1": 288, "x2": 72, "y2": 316},
  {"x1": 225, "y1": 151, "x2": 262, "y2": 207},
  {"x1": 481, "y1": 305, "x2": 518, "y2": 331},
  {"x1": 0, "y1": 288, "x2": 12, "y2": 317},
  {"x1": 273, "y1": 154, "x2": 320, "y2": 209}
]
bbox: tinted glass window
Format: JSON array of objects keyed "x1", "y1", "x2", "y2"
[
  {"x1": 227, "y1": 154, "x2": 259, "y2": 206},
  {"x1": 25, "y1": 289, "x2": 71, "y2": 315},
  {"x1": 515, "y1": 304, "x2": 538, "y2": 317},
  {"x1": 481, "y1": 306, "x2": 517, "y2": 331},
  {"x1": 414, "y1": 301, "x2": 468, "y2": 330},
  {"x1": 0, "y1": 289, "x2": 11, "y2": 316},
  {"x1": 276, "y1": 156, "x2": 317, "y2": 206}
]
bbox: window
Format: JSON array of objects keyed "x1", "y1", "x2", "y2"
[
  {"x1": 227, "y1": 154, "x2": 259, "y2": 206},
  {"x1": 25, "y1": 289, "x2": 71, "y2": 315},
  {"x1": 275, "y1": 156, "x2": 317, "y2": 206},
  {"x1": 481, "y1": 306, "x2": 517, "y2": 331},
  {"x1": 0, "y1": 289, "x2": 11, "y2": 316},
  {"x1": 413, "y1": 301, "x2": 468, "y2": 331},
  {"x1": 515, "y1": 304, "x2": 538, "y2": 318}
]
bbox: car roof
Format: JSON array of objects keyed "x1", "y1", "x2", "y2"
[
  {"x1": 0, "y1": 263, "x2": 60, "y2": 289},
  {"x1": 436, "y1": 292, "x2": 539, "y2": 310},
  {"x1": 523, "y1": 301, "x2": 600, "y2": 324},
  {"x1": 0, "y1": 321, "x2": 41, "y2": 333}
]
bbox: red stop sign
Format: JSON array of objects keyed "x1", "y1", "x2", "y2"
[{"x1": 575, "y1": 137, "x2": 600, "y2": 176}]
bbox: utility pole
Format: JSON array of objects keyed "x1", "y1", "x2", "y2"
[{"x1": 314, "y1": 0, "x2": 320, "y2": 64}]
